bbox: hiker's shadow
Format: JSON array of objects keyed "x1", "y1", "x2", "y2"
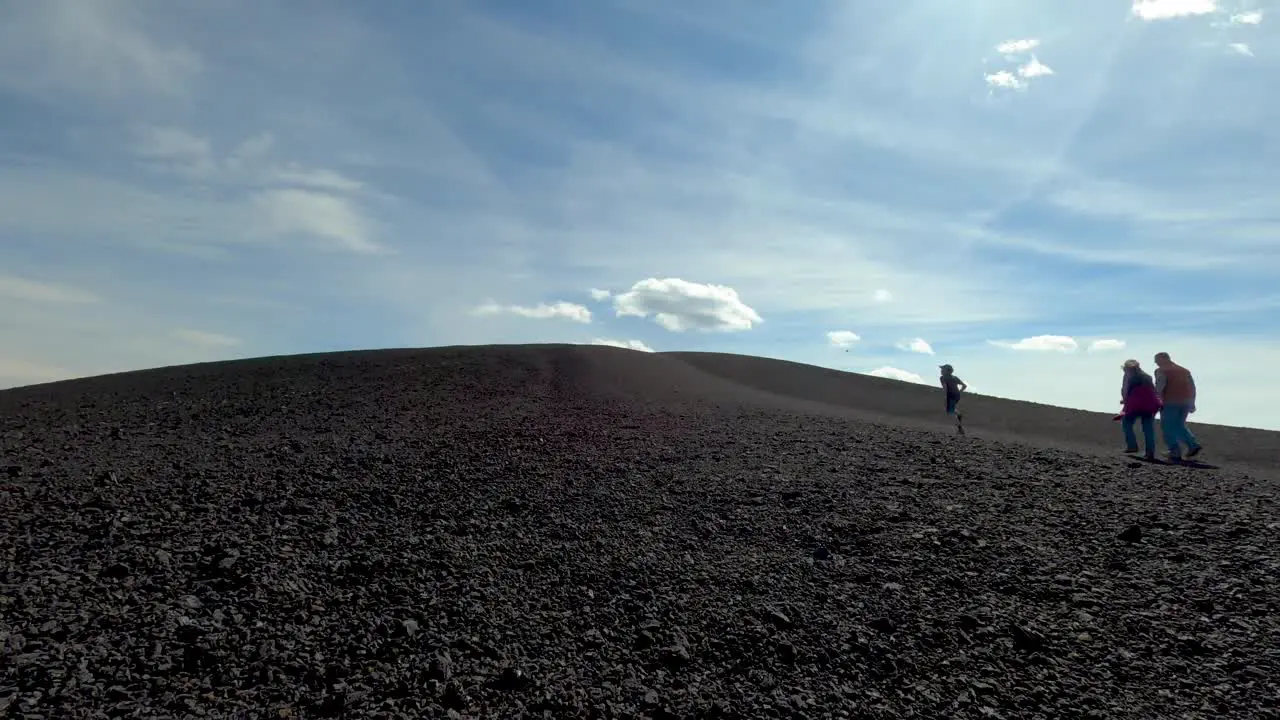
[
  {"x1": 1174, "y1": 459, "x2": 1221, "y2": 470},
  {"x1": 1134, "y1": 456, "x2": 1221, "y2": 470}
]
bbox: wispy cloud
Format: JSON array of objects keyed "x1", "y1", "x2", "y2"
[
  {"x1": 0, "y1": 0, "x2": 202, "y2": 100},
  {"x1": 172, "y1": 328, "x2": 241, "y2": 347},
  {"x1": 0, "y1": 357, "x2": 74, "y2": 385},
  {"x1": 1, "y1": 0, "x2": 1278, "y2": 429},
  {"x1": 473, "y1": 301, "x2": 593, "y2": 323},
  {"x1": 251, "y1": 189, "x2": 381, "y2": 254},
  {"x1": 0, "y1": 275, "x2": 100, "y2": 305},
  {"x1": 269, "y1": 166, "x2": 365, "y2": 193},
  {"x1": 132, "y1": 126, "x2": 216, "y2": 174}
]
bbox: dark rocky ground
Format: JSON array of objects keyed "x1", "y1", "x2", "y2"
[{"x1": 2, "y1": 344, "x2": 1277, "y2": 719}]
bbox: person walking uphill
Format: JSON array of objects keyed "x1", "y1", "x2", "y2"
[
  {"x1": 1154, "y1": 352, "x2": 1202, "y2": 460},
  {"x1": 939, "y1": 364, "x2": 967, "y2": 435},
  {"x1": 1119, "y1": 359, "x2": 1162, "y2": 460}
]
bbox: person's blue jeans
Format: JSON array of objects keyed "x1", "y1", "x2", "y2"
[
  {"x1": 1122, "y1": 413, "x2": 1155, "y2": 454},
  {"x1": 1161, "y1": 403, "x2": 1201, "y2": 457}
]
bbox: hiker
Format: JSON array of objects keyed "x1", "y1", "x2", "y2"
[
  {"x1": 1118, "y1": 359, "x2": 1161, "y2": 459},
  {"x1": 1153, "y1": 352, "x2": 1202, "y2": 460},
  {"x1": 939, "y1": 364, "x2": 967, "y2": 434}
]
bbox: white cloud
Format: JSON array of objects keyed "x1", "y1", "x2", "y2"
[
  {"x1": 897, "y1": 338, "x2": 935, "y2": 355},
  {"x1": 872, "y1": 289, "x2": 892, "y2": 303},
  {"x1": 826, "y1": 330, "x2": 861, "y2": 348},
  {"x1": 985, "y1": 70, "x2": 1024, "y2": 90},
  {"x1": 990, "y1": 334, "x2": 1080, "y2": 352},
  {"x1": 590, "y1": 338, "x2": 655, "y2": 352},
  {"x1": 1230, "y1": 10, "x2": 1263, "y2": 24},
  {"x1": 1228, "y1": 42, "x2": 1254, "y2": 56},
  {"x1": 996, "y1": 38, "x2": 1040, "y2": 55},
  {"x1": 1131, "y1": 0, "x2": 1218, "y2": 21},
  {"x1": 1018, "y1": 57, "x2": 1054, "y2": 79},
  {"x1": 866, "y1": 366, "x2": 926, "y2": 384},
  {"x1": 473, "y1": 301, "x2": 593, "y2": 323},
  {"x1": 0, "y1": 275, "x2": 100, "y2": 305},
  {"x1": 986, "y1": 56, "x2": 1053, "y2": 92},
  {"x1": 171, "y1": 328, "x2": 241, "y2": 347},
  {"x1": 588, "y1": 288, "x2": 611, "y2": 301},
  {"x1": 251, "y1": 189, "x2": 382, "y2": 254},
  {"x1": 612, "y1": 278, "x2": 762, "y2": 332},
  {"x1": 1087, "y1": 338, "x2": 1127, "y2": 352}
]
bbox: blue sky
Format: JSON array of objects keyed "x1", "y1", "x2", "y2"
[{"x1": 2, "y1": 0, "x2": 1278, "y2": 430}]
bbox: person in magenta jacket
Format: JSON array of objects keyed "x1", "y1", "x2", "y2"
[{"x1": 1117, "y1": 359, "x2": 1162, "y2": 459}]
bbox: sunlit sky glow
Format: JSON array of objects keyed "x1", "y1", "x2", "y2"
[{"x1": 2, "y1": 0, "x2": 1277, "y2": 429}]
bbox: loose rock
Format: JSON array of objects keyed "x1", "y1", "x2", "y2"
[{"x1": 0, "y1": 345, "x2": 1274, "y2": 718}]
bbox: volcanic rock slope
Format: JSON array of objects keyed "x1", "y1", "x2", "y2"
[{"x1": 2, "y1": 344, "x2": 1277, "y2": 719}]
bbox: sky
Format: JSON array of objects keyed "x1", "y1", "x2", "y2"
[{"x1": 1, "y1": 0, "x2": 1278, "y2": 430}]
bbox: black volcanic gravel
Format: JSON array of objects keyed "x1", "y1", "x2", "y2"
[{"x1": 2, "y1": 344, "x2": 1277, "y2": 718}]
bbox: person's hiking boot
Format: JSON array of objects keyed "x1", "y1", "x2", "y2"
[
  {"x1": 1123, "y1": 446, "x2": 1140, "y2": 454},
  {"x1": 1144, "y1": 449, "x2": 1156, "y2": 461},
  {"x1": 1186, "y1": 445, "x2": 1202, "y2": 459}
]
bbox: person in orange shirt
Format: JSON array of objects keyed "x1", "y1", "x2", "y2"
[{"x1": 1153, "y1": 352, "x2": 1202, "y2": 461}]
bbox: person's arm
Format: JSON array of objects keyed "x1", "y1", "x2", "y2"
[
  {"x1": 1154, "y1": 368, "x2": 1167, "y2": 398},
  {"x1": 1187, "y1": 371, "x2": 1196, "y2": 412},
  {"x1": 957, "y1": 377, "x2": 967, "y2": 392},
  {"x1": 1121, "y1": 373, "x2": 1131, "y2": 400}
]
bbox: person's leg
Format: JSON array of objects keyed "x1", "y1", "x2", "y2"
[
  {"x1": 1180, "y1": 411, "x2": 1202, "y2": 455},
  {"x1": 1140, "y1": 414, "x2": 1156, "y2": 459},
  {"x1": 946, "y1": 394, "x2": 960, "y2": 426},
  {"x1": 1161, "y1": 404, "x2": 1187, "y2": 458},
  {"x1": 1121, "y1": 415, "x2": 1138, "y2": 452}
]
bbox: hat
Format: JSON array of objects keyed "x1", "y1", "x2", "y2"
[{"x1": 939, "y1": 363, "x2": 953, "y2": 372}]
